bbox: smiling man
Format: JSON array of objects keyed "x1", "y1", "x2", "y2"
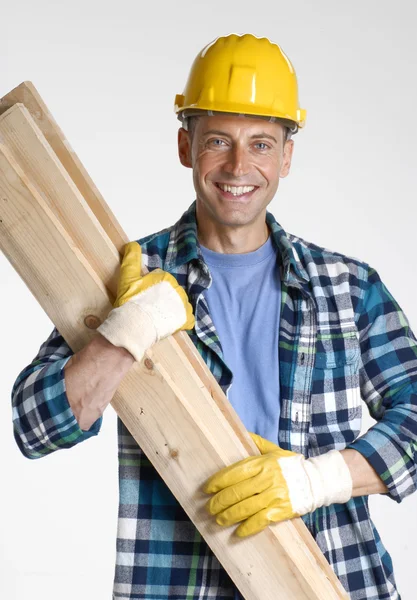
[
  {"x1": 11, "y1": 34, "x2": 417, "y2": 600},
  {"x1": 178, "y1": 113, "x2": 293, "y2": 252}
]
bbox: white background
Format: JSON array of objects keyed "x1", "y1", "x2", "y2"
[{"x1": 1, "y1": 0, "x2": 417, "y2": 598}]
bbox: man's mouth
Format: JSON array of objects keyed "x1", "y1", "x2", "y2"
[{"x1": 215, "y1": 182, "x2": 258, "y2": 199}]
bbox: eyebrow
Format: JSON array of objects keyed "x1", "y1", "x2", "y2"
[{"x1": 202, "y1": 129, "x2": 278, "y2": 144}]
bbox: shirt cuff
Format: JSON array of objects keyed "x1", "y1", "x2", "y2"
[
  {"x1": 347, "y1": 425, "x2": 416, "y2": 503},
  {"x1": 43, "y1": 357, "x2": 102, "y2": 445}
]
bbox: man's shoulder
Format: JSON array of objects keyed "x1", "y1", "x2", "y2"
[
  {"x1": 288, "y1": 230, "x2": 369, "y2": 272},
  {"x1": 286, "y1": 230, "x2": 372, "y2": 318},
  {"x1": 286, "y1": 230, "x2": 370, "y2": 300},
  {"x1": 137, "y1": 224, "x2": 173, "y2": 251}
]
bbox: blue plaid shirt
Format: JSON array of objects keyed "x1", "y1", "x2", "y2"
[{"x1": 12, "y1": 200, "x2": 417, "y2": 599}]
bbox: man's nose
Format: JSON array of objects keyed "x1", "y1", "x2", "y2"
[{"x1": 223, "y1": 145, "x2": 250, "y2": 178}]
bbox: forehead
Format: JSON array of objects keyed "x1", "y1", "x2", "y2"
[{"x1": 193, "y1": 114, "x2": 284, "y2": 139}]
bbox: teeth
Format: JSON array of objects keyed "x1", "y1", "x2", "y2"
[{"x1": 218, "y1": 183, "x2": 255, "y2": 196}]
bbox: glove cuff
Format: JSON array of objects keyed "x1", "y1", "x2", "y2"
[
  {"x1": 304, "y1": 450, "x2": 353, "y2": 511},
  {"x1": 279, "y1": 454, "x2": 316, "y2": 515},
  {"x1": 97, "y1": 302, "x2": 157, "y2": 363},
  {"x1": 97, "y1": 280, "x2": 189, "y2": 362}
]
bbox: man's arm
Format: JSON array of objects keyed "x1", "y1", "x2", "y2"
[
  {"x1": 202, "y1": 436, "x2": 388, "y2": 538},
  {"x1": 341, "y1": 448, "x2": 388, "y2": 496},
  {"x1": 11, "y1": 329, "x2": 134, "y2": 459},
  {"x1": 12, "y1": 327, "x2": 106, "y2": 458},
  {"x1": 346, "y1": 263, "x2": 417, "y2": 502},
  {"x1": 63, "y1": 333, "x2": 134, "y2": 431},
  {"x1": 12, "y1": 241, "x2": 195, "y2": 459}
]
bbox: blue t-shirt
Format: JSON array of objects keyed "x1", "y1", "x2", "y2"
[{"x1": 200, "y1": 234, "x2": 282, "y2": 444}]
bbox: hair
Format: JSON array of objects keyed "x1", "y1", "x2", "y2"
[{"x1": 184, "y1": 114, "x2": 294, "y2": 145}]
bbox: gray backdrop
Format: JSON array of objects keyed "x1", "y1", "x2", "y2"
[{"x1": 2, "y1": 0, "x2": 416, "y2": 597}]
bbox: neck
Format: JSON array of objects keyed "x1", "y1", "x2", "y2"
[{"x1": 196, "y1": 202, "x2": 269, "y2": 254}]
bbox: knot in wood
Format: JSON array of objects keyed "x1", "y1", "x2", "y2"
[
  {"x1": 84, "y1": 314, "x2": 102, "y2": 329},
  {"x1": 144, "y1": 358, "x2": 154, "y2": 370}
]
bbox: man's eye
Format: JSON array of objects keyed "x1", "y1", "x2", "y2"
[
  {"x1": 255, "y1": 142, "x2": 269, "y2": 150},
  {"x1": 209, "y1": 139, "x2": 226, "y2": 146}
]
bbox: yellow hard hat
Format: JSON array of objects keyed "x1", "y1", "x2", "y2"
[{"x1": 175, "y1": 33, "x2": 306, "y2": 132}]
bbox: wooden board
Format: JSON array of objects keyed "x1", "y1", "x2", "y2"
[
  {"x1": 0, "y1": 81, "x2": 126, "y2": 253},
  {"x1": 0, "y1": 86, "x2": 348, "y2": 599}
]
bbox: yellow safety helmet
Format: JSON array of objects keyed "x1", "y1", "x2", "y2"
[{"x1": 175, "y1": 33, "x2": 306, "y2": 133}]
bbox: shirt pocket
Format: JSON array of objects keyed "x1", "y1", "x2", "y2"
[{"x1": 309, "y1": 329, "x2": 362, "y2": 453}]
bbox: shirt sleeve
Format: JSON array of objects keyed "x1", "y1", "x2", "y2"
[
  {"x1": 347, "y1": 264, "x2": 417, "y2": 502},
  {"x1": 11, "y1": 327, "x2": 102, "y2": 459}
]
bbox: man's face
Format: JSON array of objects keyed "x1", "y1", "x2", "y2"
[{"x1": 178, "y1": 114, "x2": 294, "y2": 229}]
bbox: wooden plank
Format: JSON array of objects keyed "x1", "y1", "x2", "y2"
[
  {"x1": 0, "y1": 81, "x2": 126, "y2": 253},
  {"x1": 0, "y1": 89, "x2": 348, "y2": 598},
  {"x1": 0, "y1": 103, "x2": 119, "y2": 293}
]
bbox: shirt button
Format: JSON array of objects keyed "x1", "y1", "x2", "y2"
[{"x1": 300, "y1": 353, "x2": 305, "y2": 365}]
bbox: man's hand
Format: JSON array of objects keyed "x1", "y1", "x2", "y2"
[
  {"x1": 203, "y1": 433, "x2": 353, "y2": 537},
  {"x1": 97, "y1": 241, "x2": 195, "y2": 362}
]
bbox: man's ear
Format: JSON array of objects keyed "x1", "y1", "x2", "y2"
[
  {"x1": 178, "y1": 127, "x2": 192, "y2": 168},
  {"x1": 279, "y1": 139, "x2": 294, "y2": 178}
]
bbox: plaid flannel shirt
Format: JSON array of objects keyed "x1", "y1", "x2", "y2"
[{"x1": 12, "y1": 200, "x2": 417, "y2": 600}]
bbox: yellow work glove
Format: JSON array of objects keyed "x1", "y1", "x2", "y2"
[
  {"x1": 203, "y1": 433, "x2": 352, "y2": 537},
  {"x1": 97, "y1": 241, "x2": 195, "y2": 362}
]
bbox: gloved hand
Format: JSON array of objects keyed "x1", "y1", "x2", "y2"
[
  {"x1": 97, "y1": 241, "x2": 195, "y2": 362},
  {"x1": 203, "y1": 432, "x2": 352, "y2": 537}
]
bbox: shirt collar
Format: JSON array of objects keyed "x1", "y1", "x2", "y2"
[{"x1": 164, "y1": 200, "x2": 309, "y2": 284}]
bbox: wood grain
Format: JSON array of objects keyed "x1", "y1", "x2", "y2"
[{"x1": 0, "y1": 81, "x2": 126, "y2": 252}]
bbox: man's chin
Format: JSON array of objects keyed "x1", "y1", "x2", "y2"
[
  {"x1": 197, "y1": 194, "x2": 267, "y2": 226},
  {"x1": 210, "y1": 205, "x2": 260, "y2": 228}
]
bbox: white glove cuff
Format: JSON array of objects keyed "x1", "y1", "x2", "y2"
[
  {"x1": 97, "y1": 302, "x2": 157, "y2": 363},
  {"x1": 279, "y1": 454, "x2": 316, "y2": 515},
  {"x1": 97, "y1": 280, "x2": 187, "y2": 363},
  {"x1": 304, "y1": 450, "x2": 353, "y2": 511}
]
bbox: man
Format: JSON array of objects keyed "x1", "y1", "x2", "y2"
[{"x1": 11, "y1": 34, "x2": 416, "y2": 600}]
